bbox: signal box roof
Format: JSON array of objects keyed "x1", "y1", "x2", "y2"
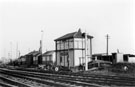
[{"x1": 54, "y1": 29, "x2": 93, "y2": 41}]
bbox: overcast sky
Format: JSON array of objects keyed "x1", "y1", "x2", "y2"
[{"x1": 0, "y1": 0, "x2": 135, "y2": 60}]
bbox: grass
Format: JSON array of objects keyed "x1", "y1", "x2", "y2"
[{"x1": 82, "y1": 63, "x2": 135, "y2": 78}]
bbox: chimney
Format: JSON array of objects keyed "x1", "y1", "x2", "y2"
[{"x1": 78, "y1": 28, "x2": 82, "y2": 33}]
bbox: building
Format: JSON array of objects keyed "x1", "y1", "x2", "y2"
[
  {"x1": 124, "y1": 54, "x2": 135, "y2": 63},
  {"x1": 25, "y1": 50, "x2": 42, "y2": 67},
  {"x1": 112, "y1": 53, "x2": 123, "y2": 63},
  {"x1": 54, "y1": 29, "x2": 93, "y2": 69},
  {"x1": 112, "y1": 53, "x2": 135, "y2": 63},
  {"x1": 92, "y1": 53, "x2": 113, "y2": 62},
  {"x1": 92, "y1": 52, "x2": 135, "y2": 64},
  {"x1": 19, "y1": 56, "x2": 26, "y2": 65},
  {"x1": 42, "y1": 50, "x2": 56, "y2": 64}
]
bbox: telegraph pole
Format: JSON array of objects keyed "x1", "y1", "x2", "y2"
[
  {"x1": 106, "y1": 34, "x2": 109, "y2": 56},
  {"x1": 10, "y1": 42, "x2": 12, "y2": 59},
  {"x1": 85, "y1": 31, "x2": 88, "y2": 71},
  {"x1": 16, "y1": 42, "x2": 18, "y2": 59},
  {"x1": 41, "y1": 30, "x2": 44, "y2": 54},
  {"x1": 18, "y1": 51, "x2": 20, "y2": 58},
  {"x1": 8, "y1": 52, "x2": 10, "y2": 60}
]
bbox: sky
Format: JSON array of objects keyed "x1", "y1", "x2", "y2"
[{"x1": 0, "y1": 0, "x2": 135, "y2": 60}]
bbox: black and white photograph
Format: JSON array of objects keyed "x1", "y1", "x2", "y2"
[{"x1": 0, "y1": 0, "x2": 135, "y2": 87}]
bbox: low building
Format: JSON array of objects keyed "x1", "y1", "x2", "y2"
[
  {"x1": 92, "y1": 53, "x2": 113, "y2": 63},
  {"x1": 54, "y1": 29, "x2": 93, "y2": 69},
  {"x1": 112, "y1": 53, "x2": 124, "y2": 63},
  {"x1": 112, "y1": 53, "x2": 135, "y2": 63},
  {"x1": 25, "y1": 50, "x2": 42, "y2": 67},
  {"x1": 19, "y1": 56, "x2": 26, "y2": 65},
  {"x1": 42, "y1": 50, "x2": 56, "y2": 64},
  {"x1": 123, "y1": 54, "x2": 135, "y2": 63}
]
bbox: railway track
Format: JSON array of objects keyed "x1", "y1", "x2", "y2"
[
  {"x1": 0, "y1": 74, "x2": 32, "y2": 87},
  {"x1": 0, "y1": 71, "x2": 100, "y2": 87},
  {"x1": 12, "y1": 68, "x2": 135, "y2": 86},
  {"x1": 0, "y1": 82, "x2": 17, "y2": 87},
  {"x1": 15, "y1": 67, "x2": 135, "y2": 81},
  {"x1": 0, "y1": 68, "x2": 103, "y2": 87},
  {"x1": 0, "y1": 68, "x2": 135, "y2": 87}
]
